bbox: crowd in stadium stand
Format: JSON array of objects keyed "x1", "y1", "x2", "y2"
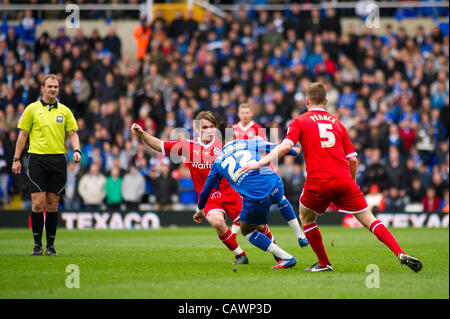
[{"x1": 0, "y1": 3, "x2": 448, "y2": 213}]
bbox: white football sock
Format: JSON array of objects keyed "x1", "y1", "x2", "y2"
[
  {"x1": 231, "y1": 224, "x2": 240, "y2": 235},
  {"x1": 267, "y1": 243, "x2": 292, "y2": 260},
  {"x1": 288, "y1": 219, "x2": 306, "y2": 239},
  {"x1": 232, "y1": 247, "x2": 243, "y2": 256}
]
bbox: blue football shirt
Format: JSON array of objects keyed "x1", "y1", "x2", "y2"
[{"x1": 198, "y1": 139, "x2": 298, "y2": 208}]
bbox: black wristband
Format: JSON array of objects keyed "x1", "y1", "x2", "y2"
[
  {"x1": 74, "y1": 149, "x2": 82, "y2": 155},
  {"x1": 12, "y1": 157, "x2": 20, "y2": 162}
]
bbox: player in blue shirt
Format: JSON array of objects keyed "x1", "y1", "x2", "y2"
[{"x1": 196, "y1": 123, "x2": 308, "y2": 269}]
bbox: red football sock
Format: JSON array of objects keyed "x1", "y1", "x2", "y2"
[
  {"x1": 218, "y1": 228, "x2": 242, "y2": 253},
  {"x1": 304, "y1": 222, "x2": 330, "y2": 267},
  {"x1": 370, "y1": 220, "x2": 405, "y2": 256},
  {"x1": 262, "y1": 224, "x2": 274, "y2": 241}
]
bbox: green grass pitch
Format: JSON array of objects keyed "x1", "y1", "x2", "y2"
[{"x1": 0, "y1": 226, "x2": 448, "y2": 299}]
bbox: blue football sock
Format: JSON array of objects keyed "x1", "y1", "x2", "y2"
[
  {"x1": 245, "y1": 230, "x2": 272, "y2": 251},
  {"x1": 278, "y1": 196, "x2": 296, "y2": 222}
]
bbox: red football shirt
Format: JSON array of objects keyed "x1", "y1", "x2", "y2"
[
  {"x1": 284, "y1": 108, "x2": 357, "y2": 179},
  {"x1": 162, "y1": 136, "x2": 236, "y2": 197},
  {"x1": 232, "y1": 121, "x2": 266, "y2": 140}
]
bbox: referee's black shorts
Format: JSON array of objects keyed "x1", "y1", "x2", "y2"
[{"x1": 27, "y1": 154, "x2": 67, "y2": 195}]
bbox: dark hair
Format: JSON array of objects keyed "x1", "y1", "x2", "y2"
[{"x1": 217, "y1": 121, "x2": 233, "y2": 144}]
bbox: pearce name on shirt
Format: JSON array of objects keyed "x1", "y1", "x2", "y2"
[{"x1": 309, "y1": 113, "x2": 336, "y2": 124}]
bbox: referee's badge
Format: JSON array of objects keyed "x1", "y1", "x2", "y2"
[{"x1": 56, "y1": 116, "x2": 64, "y2": 123}]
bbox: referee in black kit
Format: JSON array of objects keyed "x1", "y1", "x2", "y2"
[{"x1": 12, "y1": 74, "x2": 82, "y2": 256}]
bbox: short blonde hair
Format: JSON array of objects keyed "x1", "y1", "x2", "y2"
[
  {"x1": 238, "y1": 103, "x2": 251, "y2": 111},
  {"x1": 41, "y1": 74, "x2": 59, "y2": 87},
  {"x1": 306, "y1": 82, "x2": 327, "y2": 105}
]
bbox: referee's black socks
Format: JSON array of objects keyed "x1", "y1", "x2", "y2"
[
  {"x1": 31, "y1": 211, "x2": 44, "y2": 247},
  {"x1": 45, "y1": 211, "x2": 58, "y2": 247}
]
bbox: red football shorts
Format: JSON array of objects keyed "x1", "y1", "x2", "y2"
[
  {"x1": 204, "y1": 190, "x2": 242, "y2": 222},
  {"x1": 299, "y1": 177, "x2": 369, "y2": 215}
]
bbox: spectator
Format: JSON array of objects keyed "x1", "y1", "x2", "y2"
[
  {"x1": 177, "y1": 164, "x2": 197, "y2": 205},
  {"x1": 422, "y1": 186, "x2": 441, "y2": 212},
  {"x1": 150, "y1": 20, "x2": 167, "y2": 46},
  {"x1": 384, "y1": 186, "x2": 406, "y2": 211},
  {"x1": 431, "y1": 82, "x2": 449, "y2": 109},
  {"x1": 151, "y1": 163, "x2": 178, "y2": 210},
  {"x1": 133, "y1": 19, "x2": 151, "y2": 60},
  {"x1": 103, "y1": 27, "x2": 121, "y2": 60},
  {"x1": 365, "y1": 184, "x2": 385, "y2": 212},
  {"x1": 21, "y1": 10, "x2": 36, "y2": 49},
  {"x1": 71, "y1": 70, "x2": 92, "y2": 117},
  {"x1": 60, "y1": 83, "x2": 79, "y2": 114},
  {"x1": 338, "y1": 84, "x2": 357, "y2": 109},
  {"x1": 282, "y1": 163, "x2": 305, "y2": 212},
  {"x1": 151, "y1": 9, "x2": 167, "y2": 32},
  {"x1": 362, "y1": 148, "x2": 389, "y2": 192},
  {"x1": 385, "y1": 146, "x2": 406, "y2": 191},
  {"x1": 95, "y1": 72, "x2": 120, "y2": 104},
  {"x1": 121, "y1": 165, "x2": 145, "y2": 210},
  {"x1": 105, "y1": 167, "x2": 123, "y2": 210},
  {"x1": 184, "y1": 10, "x2": 198, "y2": 41},
  {"x1": 408, "y1": 177, "x2": 426, "y2": 204},
  {"x1": 64, "y1": 161, "x2": 81, "y2": 210},
  {"x1": 77, "y1": 162, "x2": 106, "y2": 210},
  {"x1": 430, "y1": 170, "x2": 448, "y2": 198},
  {"x1": 398, "y1": 118, "x2": 416, "y2": 152},
  {"x1": 321, "y1": 8, "x2": 341, "y2": 36},
  {"x1": 262, "y1": 21, "x2": 283, "y2": 48},
  {"x1": 418, "y1": 163, "x2": 432, "y2": 189},
  {"x1": 53, "y1": 27, "x2": 71, "y2": 50},
  {"x1": 169, "y1": 10, "x2": 185, "y2": 39}
]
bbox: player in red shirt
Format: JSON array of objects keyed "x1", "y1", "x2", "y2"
[
  {"x1": 240, "y1": 82, "x2": 422, "y2": 273},
  {"x1": 232, "y1": 103, "x2": 266, "y2": 140},
  {"x1": 131, "y1": 111, "x2": 276, "y2": 265}
]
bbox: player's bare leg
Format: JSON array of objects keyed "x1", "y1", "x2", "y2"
[
  {"x1": 354, "y1": 209, "x2": 423, "y2": 272},
  {"x1": 299, "y1": 206, "x2": 333, "y2": 272},
  {"x1": 206, "y1": 210, "x2": 247, "y2": 264},
  {"x1": 241, "y1": 221, "x2": 296, "y2": 269}
]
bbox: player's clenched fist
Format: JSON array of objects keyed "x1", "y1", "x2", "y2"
[
  {"x1": 193, "y1": 208, "x2": 205, "y2": 224},
  {"x1": 131, "y1": 123, "x2": 144, "y2": 137}
]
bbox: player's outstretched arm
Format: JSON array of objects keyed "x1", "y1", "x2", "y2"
[
  {"x1": 239, "y1": 140, "x2": 293, "y2": 174},
  {"x1": 264, "y1": 141, "x2": 300, "y2": 156},
  {"x1": 131, "y1": 123, "x2": 162, "y2": 152}
]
